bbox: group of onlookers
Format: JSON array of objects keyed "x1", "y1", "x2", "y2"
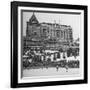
[{"x1": 23, "y1": 47, "x2": 80, "y2": 69}]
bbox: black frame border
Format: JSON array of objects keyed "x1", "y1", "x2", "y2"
[{"x1": 11, "y1": 1, "x2": 88, "y2": 88}]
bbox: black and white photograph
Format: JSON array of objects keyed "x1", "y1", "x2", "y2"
[
  {"x1": 11, "y1": 1, "x2": 87, "y2": 88},
  {"x1": 22, "y1": 11, "x2": 80, "y2": 77}
]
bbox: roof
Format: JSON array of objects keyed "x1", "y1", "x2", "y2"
[{"x1": 29, "y1": 12, "x2": 39, "y2": 25}]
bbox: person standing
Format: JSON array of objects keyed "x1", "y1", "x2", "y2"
[
  {"x1": 56, "y1": 65, "x2": 59, "y2": 71},
  {"x1": 65, "y1": 62, "x2": 68, "y2": 72}
]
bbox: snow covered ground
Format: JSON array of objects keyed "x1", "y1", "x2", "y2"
[
  {"x1": 23, "y1": 67, "x2": 80, "y2": 77},
  {"x1": 23, "y1": 49, "x2": 80, "y2": 77}
]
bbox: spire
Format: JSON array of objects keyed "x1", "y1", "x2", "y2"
[
  {"x1": 29, "y1": 12, "x2": 39, "y2": 25},
  {"x1": 59, "y1": 19, "x2": 60, "y2": 25},
  {"x1": 54, "y1": 20, "x2": 56, "y2": 24},
  {"x1": 59, "y1": 19, "x2": 62, "y2": 28},
  {"x1": 33, "y1": 11, "x2": 35, "y2": 15},
  {"x1": 54, "y1": 20, "x2": 56, "y2": 27}
]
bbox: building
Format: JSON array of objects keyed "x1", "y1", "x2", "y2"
[{"x1": 24, "y1": 12, "x2": 73, "y2": 50}]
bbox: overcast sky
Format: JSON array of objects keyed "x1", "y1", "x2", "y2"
[{"x1": 22, "y1": 12, "x2": 81, "y2": 40}]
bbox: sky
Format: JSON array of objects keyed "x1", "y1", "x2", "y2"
[{"x1": 22, "y1": 11, "x2": 81, "y2": 40}]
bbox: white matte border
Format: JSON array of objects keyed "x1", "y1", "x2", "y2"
[{"x1": 18, "y1": 6, "x2": 84, "y2": 83}]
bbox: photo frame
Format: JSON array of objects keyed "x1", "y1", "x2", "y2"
[{"x1": 11, "y1": 1, "x2": 88, "y2": 88}]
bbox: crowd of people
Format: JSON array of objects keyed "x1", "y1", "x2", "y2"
[{"x1": 23, "y1": 47, "x2": 80, "y2": 71}]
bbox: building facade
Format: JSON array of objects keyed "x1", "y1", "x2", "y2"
[{"x1": 24, "y1": 13, "x2": 73, "y2": 49}]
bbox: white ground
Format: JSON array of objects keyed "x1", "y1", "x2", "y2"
[
  {"x1": 23, "y1": 67, "x2": 80, "y2": 77},
  {"x1": 23, "y1": 50, "x2": 80, "y2": 77}
]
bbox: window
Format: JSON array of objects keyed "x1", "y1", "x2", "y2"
[
  {"x1": 56, "y1": 30, "x2": 60, "y2": 37},
  {"x1": 33, "y1": 32, "x2": 37, "y2": 36},
  {"x1": 43, "y1": 29, "x2": 46, "y2": 35}
]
